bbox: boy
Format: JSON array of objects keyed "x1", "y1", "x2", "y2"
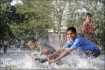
[
  {"x1": 47, "y1": 27, "x2": 100, "y2": 63},
  {"x1": 27, "y1": 38, "x2": 56, "y2": 63},
  {"x1": 81, "y1": 13, "x2": 95, "y2": 41}
]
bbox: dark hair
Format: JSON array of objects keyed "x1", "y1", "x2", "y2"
[
  {"x1": 86, "y1": 12, "x2": 92, "y2": 17},
  {"x1": 28, "y1": 38, "x2": 37, "y2": 43},
  {"x1": 66, "y1": 27, "x2": 76, "y2": 34}
]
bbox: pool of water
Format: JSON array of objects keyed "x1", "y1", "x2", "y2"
[{"x1": 0, "y1": 51, "x2": 105, "y2": 69}]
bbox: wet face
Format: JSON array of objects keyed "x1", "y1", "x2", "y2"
[
  {"x1": 66, "y1": 30, "x2": 77, "y2": 40},
  {"x1": 27, "y1": 41, "x2": 37, "y2": 50}
]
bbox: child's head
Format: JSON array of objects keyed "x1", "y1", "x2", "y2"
[
  {"x1": 66, "y1": 27, "x2": 77, "y2": 40},
  {"x1": 86, "y1": 12, "x2": 92, "y2": 20},
  {"x1": 27, "y1": 38, "x2": 38, "y2": 50}
]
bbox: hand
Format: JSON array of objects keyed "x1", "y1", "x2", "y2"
[
  {"x1": 47, "y1": 54, "x2": 53, "y2": 59},
  {"x1": 48, "y1": 59, "x2": 56, "y2": 63},
  {"x1": 29, "y1": 53, "x2": 35, "y2": 58}
]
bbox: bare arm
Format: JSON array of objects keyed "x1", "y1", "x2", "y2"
[
  {"x1": 47, "y1": 47, "x2": 64, "y2": 59},
  {"x1": 48, "y1": 48, "x2": 74, "y2": 63}
]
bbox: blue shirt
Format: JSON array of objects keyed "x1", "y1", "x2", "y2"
[{"x1": 64, "y1": 36, "x2": 99, "y2": 52}]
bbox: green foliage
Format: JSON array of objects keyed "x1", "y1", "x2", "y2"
[
  {"x1": 94, "y1": 12, "x2": 105, "y2": 50},
  {"x1": 10, "y1": 0, "x2": 54, "y2": 40},
  {"x1": 1, "y1": 0, "x2": 12, "y2": 3},
  {"x1": 0, "y1": 3, "x2": 14, "y2": 41},
  {"x1": 0, "y1": 0, "x2": 54, "y2": 42}
]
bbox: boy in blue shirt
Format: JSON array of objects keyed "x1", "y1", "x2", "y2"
[{"x1": 47, "y1": 27, "x2": 100, "y2": 63}]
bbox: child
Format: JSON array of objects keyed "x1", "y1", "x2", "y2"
[
  {"x1": 27, "y1": 38, "x2": 56, "y2": 63},
  {"x1": 47, "y1": 27, "x2": 100, "y2": 63}
]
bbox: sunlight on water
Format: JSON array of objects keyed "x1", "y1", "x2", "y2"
[{"x1": 0, "y1": 51, "x2": 104, "y2": 69}]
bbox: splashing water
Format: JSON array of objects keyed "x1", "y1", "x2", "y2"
[{"x1": 0, "y1": 50, "x2": 104, "y2": 69}]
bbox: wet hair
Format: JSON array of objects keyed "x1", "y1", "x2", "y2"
[
  {"x1": 66, "y1": 27, "x2": 76, "y2": 34},
  {"x1": 86, "y1": 12, "x2": 92, "y2": 17},
  {"x1": 28, "y1": 38, "x2": 37, "y2": 43}
]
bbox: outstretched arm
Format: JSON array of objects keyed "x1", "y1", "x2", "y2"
[
  {"x1": 47, "y1": 47, "x2": 64, "y2": 59},
  {"x1": 48, "y1": 48, "x2": 73, "y2": 63}
]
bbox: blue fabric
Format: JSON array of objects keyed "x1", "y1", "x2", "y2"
[{"x1": 64, "y1": 36, "x2": 99, "y2": 52}]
